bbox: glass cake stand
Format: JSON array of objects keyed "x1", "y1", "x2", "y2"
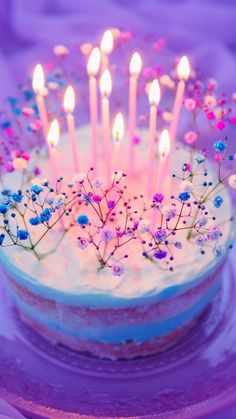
[{"x1": 0, "y1": 255, "x2": 236, "y2": 418}]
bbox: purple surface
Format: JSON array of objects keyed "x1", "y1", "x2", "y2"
[{"x1": 0, "y1": 256, "x2": 236, "y2": 418}]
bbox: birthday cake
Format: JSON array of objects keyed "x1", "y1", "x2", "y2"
[{"x1": 0, "y1": 32, "x2": 235, "y2": 360}]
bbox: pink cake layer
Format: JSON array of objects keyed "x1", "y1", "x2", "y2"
[{"x1": 4, "y1": 260, "x2": 225, "y2": 359}]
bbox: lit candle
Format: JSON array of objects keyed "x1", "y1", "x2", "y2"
[
  {"x1": 100, "y1": 69, "x2": 112, "y2": 182},
  {"x1": 87, "y1": 47, "x2": 101, "y2": 173},
  {"x1": 147, "y1": 79, "x2": 161, "y2": 196},
  {"x1": 32, "y1": 64, "x2": 49, "y2": 140},
  {"x1": 128, "y1": 52, "x2": 142, "y2": 176},
  {"x1": 169, "y1": 56, "x2": 190, "y2": 146},
  {"x1": 151, "y1": 129, "x2": 170, "y2": 230},
  {"x1": 112, "y1": 112, "x2": 125, "y2": 171},
  {"x1": 100, "y1": 30, "x2": 114, "y2": 74},
  {"x1": 47, "y1": 119, "x2": 60, "y2": 184},
  {"x1": 63, "y1": 86, "x2": 79, "y2": 174},
  {"x1": 156, "y1": 129, "x2": 171, "y2": 193}
]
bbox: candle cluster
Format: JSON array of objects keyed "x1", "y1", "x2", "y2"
[{"x1": 31, "y1": 29, "x2": 191, "y2": 196}]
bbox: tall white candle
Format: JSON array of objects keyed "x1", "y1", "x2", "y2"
[
  {"x1": 100, "y1": 30, "x2": 114, "y2": 75},
  {"x1": 128, "y1": 52, "x2": 142, "y2": 176},
  {"x1": 32, "y1": 64, "x2": 49, "y2": 140},
  {"x1": 156, "y1": 129, "x2": 171, "y2": 193},
  {"x1": 87, "y1": 47, "x2": 101, "y2": 173},
  {"x1": 63, "y1": 86, "x2": 79, "y2": 174},
  {"x1": 47, "y1": 119, "x2": 60, "y2": 184},
  {"x1": 100, "y1": 69, "x2": 112, "y2": 183},
  {"x1": 169, "y1": 56, "x2": 190, "y2": 146},
  {"x1": 147, "y1": 79, "x2": 161, "y2": 196},
  {"x1": 112, "y1": 112, "x2": 125, "y2": 171}
]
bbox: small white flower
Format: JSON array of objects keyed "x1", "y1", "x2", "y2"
[
  {"x1": 55, "y1": 194, "x2": 65, "y2": 204},
  {"x1": 229, "y1": 174, "x2": 236, "y2": 190},
  {"x1": 180, "y1": 180, "x2": 194, "y2": 193},
  {"x1": 138, "y1": 219, "x2": 150, "y2": 234},
  {"x1": 161, "y1": 204, "x2": 176, "y2": 221},
  {"x1": 73, "y1": 172, "x2": 86, "y2": 183},
  {"x1": 12, "y1": 158, "x2": 28, "y2": 172},
  {"x1": 92, "y1": 177, "x2": 103, "y2": 188},
  {"x1": 204, "y1": 95, "x2": 216, "y2": 108}
]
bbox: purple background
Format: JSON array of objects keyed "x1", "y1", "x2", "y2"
[{"x1": 0, "y1": 1, "x2": 236, "y2": 417}]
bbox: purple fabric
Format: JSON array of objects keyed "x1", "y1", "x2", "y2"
[{"x1": 0, "y1": 399, "x2": 25, "y2": 418}]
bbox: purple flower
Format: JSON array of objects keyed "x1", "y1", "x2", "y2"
[
  {"x1": 154, "y1": 249, "x2": 167, "y2": 259},
  {"x1": 101, "y1": 227, "x2": 115, "y2": 242},
  {"x1": 207, "y1": 227, "x2": 221, "y2": 241},
  {"x1": 154, "y1": 228, "x2": 167, "y2": 242},
  {"x1": 92, "y1": 194, "x2": 102, "y2": 203},
  {"x1": 77, "y1": 237, "x2": 89, "y2": 249},
  {"x1": 196, "y1": 236, "x2": 206, "y2": 246},
  {"x1": 153, "y1": 193, "x2": 164, "y2": 204},
  {"x1": 107, "y1": 200, "x2": 116, "y2": 209},
  {"x1": 175, "y1": 241, "x2": 182, "y2": 249},
  {"x1": 111, "y1": 263, "x2": 125, "y2": 277}
]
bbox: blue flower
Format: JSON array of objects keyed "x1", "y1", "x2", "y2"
[
  {"x1": 214, "y1": 140, "x2": 227, "y2": 153},
  {"x1": 154, "y1": 249, "x2": 167, "y2": 260},
  {"x1": 0, "y1": 234, "x2": 5, "y2": 246},
  {"x1": 12, "y1": 192, "x2": 22, "y2": 203},
  {"x1": 178, "y1": 192, "x2": 191, "y2": 202},
  {"x1": 31, "y1": 185, "x2": 43, "y2": 195},
  {"x1": 214, "y1": 245, "x2": 225, "y2": 258},
  {"x1": 0, "y1": 204, "x2": 8, "y2": 214},
  {"x1": 213, "y1": 195, "x2": 224, "y2": 208},
  {"x1": 77, "y1": 214, "x2": 89, "y2": 226},
  {"x1": 40, "y1": 208, "x2": 52, "y2": 222},
  {"x1": 1, "y1": 189, "x2": 12, "y2": 197},
  {"x1": 17, "y1": 229, "x2": 29, "y2": 240},
  {"x1": 29, "y1": 216, "x2": 41, "y2": 226},
  {"x1": 83, "y1": 193, "x2": 93, "y2": 205}
]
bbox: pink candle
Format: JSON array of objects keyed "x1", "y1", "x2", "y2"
[
  {"x1": 147, "y1": 79, "x2": 161, "y2": 196},
  {"x1": 64, "y1": 86, "x2": 79, "y2": 174},
  {"x1": 128, "y1": 52, "x2": 142, "y2": 176},
  {"x1": 100, "y1": 70, "x2": 112, "y2": 183},
  {"x1": 112, "y1": 112, "x2": 125, "y2": 171},
  {"x1": 47, "y1": 119, "x2": 60, "y2": 184},
  {"x1": 169, "y1": 56, "x2": 190, "y2": 146},
  {"x1": 87, "y1": 47, "x2": 101, "y2": 173},
  {"x1": 100, "y1": 30, "x2": 114, "y2": 75},
  {"x1": 32, "y1": 64, "x2": 49, "y2": 140},
  {"x1": 156, "y1": 129, "x2": 171, "y2": 193}
]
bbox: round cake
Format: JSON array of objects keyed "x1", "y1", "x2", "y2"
[{"x1": 0, "y1": 125, "x2": 234, "y2": 359}]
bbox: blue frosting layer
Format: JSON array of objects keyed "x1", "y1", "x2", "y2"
[{"x1": 9, "y1": 279, "x2": 220, "y2": 343}]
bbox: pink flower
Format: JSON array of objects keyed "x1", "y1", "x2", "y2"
[
  {"x1": 5, "y1": 161, "x2": 14, "y2": 172},
  {"x1": 184, "y1": 98, "x2": 196, "y2": 111},
  {"x1": 214, "y1": 153, "x2": 223, "y2": 162},
  {"x1": 206, "y1": 111, "x2": 215, "y2": 120},
  {"x1": 184, "y1": 131, "x2": 197, "y2": 145},
  {"x1": 77, "y1": 238, "x2": 89, "y2": 249},
  {"x1": 216, "y1": 120, "x2": 225, "y2": 130},
  {"x1": 22, "y1": 107, "x2": 34, "y2": 116},
  {"x1": 92, "y1": 195, "x2": 102, "y2": 203}
]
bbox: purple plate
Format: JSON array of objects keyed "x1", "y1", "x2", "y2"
[{"x1": 0, "y1": 257, "x2": 236, "y2": 418}]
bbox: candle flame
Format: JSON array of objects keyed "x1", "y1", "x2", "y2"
[
  {"x1": 63, "y1": 86, "x2": 75, "y2": 113},
  {"x1": 112, "y1": 112, "x2": 125, "y2": 142},
  {"x1": 100, "y1": 30, "x2": 114, "y2": 54},
  {"x1": 177, "y1": 56, "x2": 190, "y2": 80},
  {"x1": 87, "y1": 47, "x2": 101, "y2": 76},
  {"x1": 100, "y1": 69, "x2": 112, "y2": 97},
  {"x1": 129, "y1": 52, "x2": 142, "y2": 76},
  {"x1": 32, "y1": 64, "x2": 45, "y2": 94},
  {"x1": 159, "y1": 129, "x2": 170, "y2": 157},
  {"x1": 148, "y1": 79, "x2": 161, "y2": 106},
  {"x1": 47, "y1": 119, "x2": 60, "y2": 148}
]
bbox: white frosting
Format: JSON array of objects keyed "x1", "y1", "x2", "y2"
[{"x1": 0, "y1": 126, "x2": 234, "y2": 305}]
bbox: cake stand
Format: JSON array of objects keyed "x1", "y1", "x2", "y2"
[{"x1": 0, "y1": 255, "x2": 236, "y2": 418}]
